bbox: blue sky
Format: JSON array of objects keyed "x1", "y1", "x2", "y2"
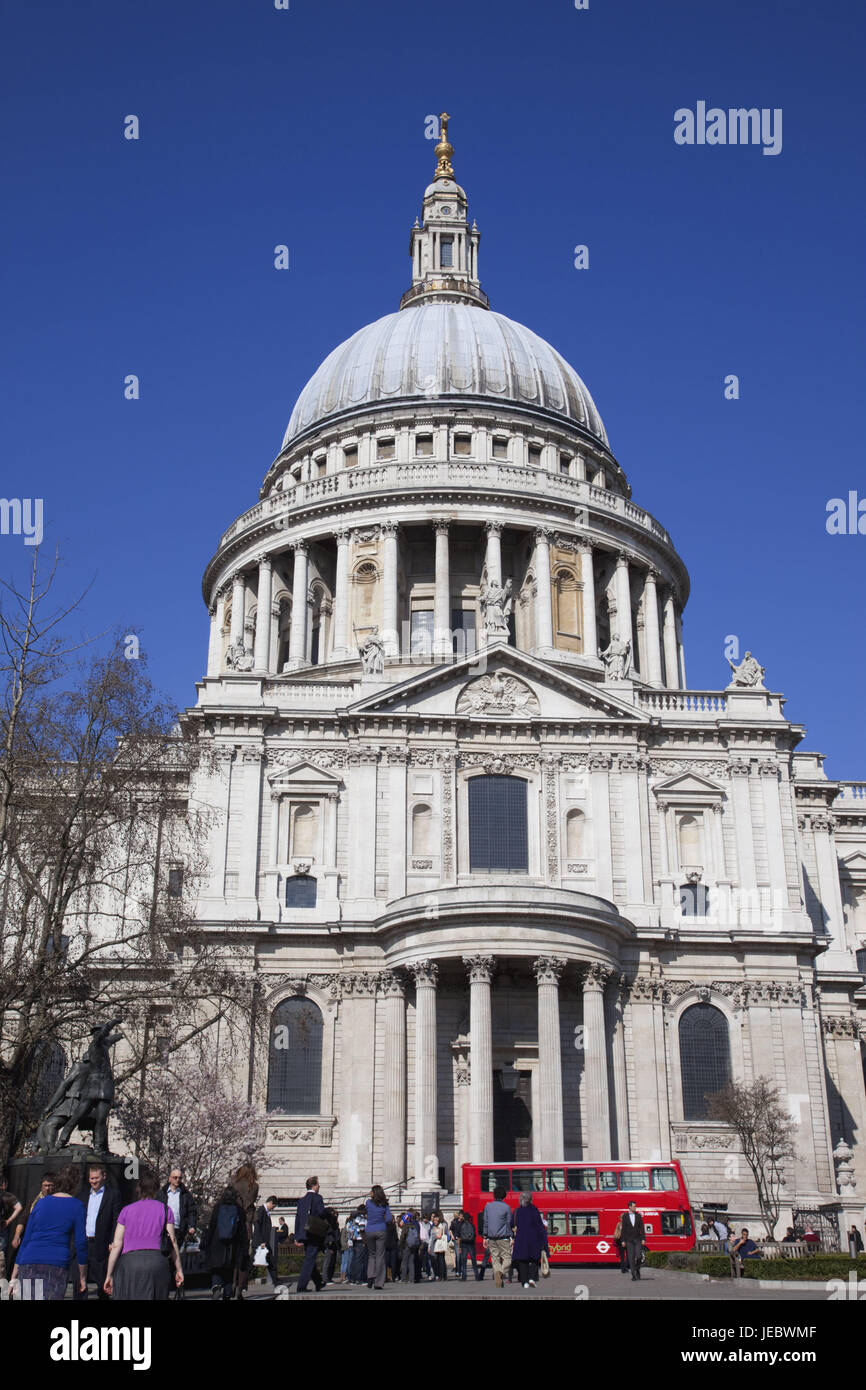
[{"x1": 3, "y1": 0, "x2": 864, "y2": 776}]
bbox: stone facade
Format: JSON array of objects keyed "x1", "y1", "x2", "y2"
[{"x1": 177, "y1": 129, "x2": 866, "y2": 1226}]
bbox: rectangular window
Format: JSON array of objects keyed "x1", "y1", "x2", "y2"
[
  {"x1": 451, "y1": 608, "x2": 476, "y2": 657},
  {"x1": 343, "y1": 446, "x2": 358, "y2": 468},
  {"x1": 510, "y1": 1168, "x2": 544, "y2": 1193},
  {"x1": 545, "y1": 1169, "x2": 566, "y2": 1192},
  {"x1": 652, "y1": 1167, "x2": 680, "y2": 1192},
  {"x1": 545, "y1": 1211, "x2": 569, "y2": 1235},
  {"x1": 491, "y1": 437, "x2": 508, "y2": 460},
  {"x1": 167, "y1": 868, "x2": 184, "y2": 899},
  {"x1": 528, "y1": 445, "x2": 542, "y2": 467},
  {"x1": 440, "y1": 236, "x2": 454, "y2": 268},
  {"x1": 569, "y1": 1211, "x2": 600, "y2": 1236},
  {"x1": 559, "y1": 453, "x2": 571, "y2": 475},
  {"x1": 416, "y1": 434, "x2": 433, "y2": 456},
  {"x1": 660, "y1": 1211, "x2": 692, "y2": 1236},
  {"x1": 468, "y1": 775, "x2": 529, "y2": 874},
  {"x1": 453, "y1": 433, "x2": 472, "y2": 456},
  {"x1": 566, "y1": 1169, "x2": 597, "y2": 1192},
  {"x1": 410, "y1": 609, "x2": 434, "y2": 656},
  {"x1": 479, "y1": 1169, "x2": 508, "y2": 1193},
  {"x1": 598, "y1": 1170, "x2": 619, "y2": 1191},
  {"x1": 376, "y1": 437, "x2": 395, "y2": 460},
  {"x1": 619, "y1": 1170, "x2": 650, "y2": 1190},
  {"x1": 315, "y1": 457, "x2": 326, "y2": 477}
]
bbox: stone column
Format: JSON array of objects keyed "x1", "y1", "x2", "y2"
[
  {"x1": 409, "y1": 960, "x2": 440, "y2": 1190},
  {"x1": 728, "y1": 760, "x2": 757, "y2": 895},
  {"x1": 582, "y1": 964, "x2": 612, "y2": 1159},
  {"x1": 642, "y1": 567, "x2": 663, "y2": 686},
  {"x1": 207, "y1": 589, "x2": 226, "y2": 677},
  {"x1": 759, "y1": 761, "x2": 788, "y2": 904},
  {"x1": 253, "y1": 555, "x2": 273, "y2": 672},
  {"x1": 676, "y1": 608, "x2": 687, "y2": 688},
  {"x1": 433, "y1": 520, "x2": 451, "y2": 657},
  {"x1": 484, "y1": 521, "x2": 503, "y2": 587},
  {"x1": 662, "y1": 591, "x2": 679, "y2": 689},
  {"x1": 381, "y1": 521, "x2": 399, "y2": 658},
  {"x1": 381, "y1": 972, "x2": 407, "y2": 1187},
  {"x1": 577, "y1": 542, "x2": 597, "y2": 659},
  {"x1": 268, "y1": 600, "x2": 281, "y2": 673},
  {"x1": 613, "y1": 552, "x2": 633, "y2": 666},
  {"x1": 287, "y1": 542, "x2": 309, "y2": 666},
  {"x1": 534, "y1": 528, "x2": 554, "y2": 651},
  {"x1": 331, "y1": 528, "x2": 351, "y2": 659},
  {"x1": 463, "y1": 955, "x2": 495, "y2": 1163},
  {"x1": 229, "y1": 571, "x2": 247, "y2": 648},
  {"x1": 812, "y1": 813, "x2": 849, "y2": 964},
  {"x1": 534, "y1": 956, "x2": 566, "y2": 1160},
  {"x1": 608, "y1": 976, "x2": 631, "y2": 1159}
]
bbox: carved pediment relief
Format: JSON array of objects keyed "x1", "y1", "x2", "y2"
[{"x1": 456, "y1": 672, "x2": 539, "y2": 717}]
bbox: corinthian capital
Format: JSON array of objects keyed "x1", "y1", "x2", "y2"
[
  {"x1": 408, "y1": 959, "x2": 439, "y2": 988},
  {"x1": 463, "y1": 954, "x2": 495, "y2": 984},
  {"x1": 533, "y1": 955, "x2": 566, "y2": 986}
]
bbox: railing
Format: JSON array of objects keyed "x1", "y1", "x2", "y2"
[
  {"x1": 697, "y1": 1239, "x2": 832, "y2": 1257},
  {"x1": 218, "y1": 462, "x2": 674, "y2": 551},
  {"x1": 635, "y1": 690, "x2": 728, "y2": 715},
  {"x1": 836, "y1": 782, "x2": 866, "y2": 806}
]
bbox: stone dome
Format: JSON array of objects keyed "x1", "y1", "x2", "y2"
[{"x1": 281, "y1": 303, "x2": 609, "y2": 451}]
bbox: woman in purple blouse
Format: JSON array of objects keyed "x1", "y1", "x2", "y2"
[{"x1": 104, "y1": 1169, "x2": 183, "y2": 1300}]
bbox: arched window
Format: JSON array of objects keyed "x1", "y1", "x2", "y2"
[
  {"x1": 468, "y1": 775, "x2": 528, "y2": 873},
  {"x1": 677, "y1": 813, "x2": 702, "y2": 866},
  {"x1": 291, "y1": 804, "x2": 318, "y2": 859},
  {"x1": 679, "y1": 1003, "x2": 731, "y2": 1120},
  {"x1": 412, "y1": 804, "x2": 434, "y2": 856},
  {"x1": 285, "y1": 874, "x2": 317, "y2": 908},
  {"x1": 267, "y1": 997, "x2": 323, "y2": 1113},
  {"x1": 566, "y1": 808, "x2": 584, "y2": 859}
]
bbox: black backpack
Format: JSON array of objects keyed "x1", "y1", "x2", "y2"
[
  {"x1": 216, "y1": 1202, "x2": 239, "y2": 1242},
  {"x1": 460, "y1": 1220, "x2": 475, "y2": 1242}
]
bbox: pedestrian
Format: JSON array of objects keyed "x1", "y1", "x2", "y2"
[
  {"x1": 613, "y1": 1215, "x2": 629, "y2": 1269},
  {"x1": 481, "y1": 1185, "x2": 514, "y2": 1289},
  {"x1": 364, "y1": 1184, "x2": 395, "y2": 1290},
  {"x1": 0, "y1": 1176, "x2": 22, "y2": 1279},
  {"x1": 803, "y1": 1225, "x2": 820, "y2": 1247},
  {"x1": 252, "y1": 1194, "x2": 279, "y2": 1288},
  {"x1": 10, "y1": 1165, "x2": 87, "y2": 1301},
  {"x1": 729, "y1": 1227, "x2": 760, "y2": 1277},
  {"x1": 338, "y1": 1215, "x2": 352, "y2": 1282},
  {"x1": 399, "y1": 1211, "x2": 420, "y2": 1282},
  {"x1": 10, "y1": 1173, "x2": 56, "y2": 1256},
  {"x1": 76, "y1": 1163, "x2": 123, "y2": 1301},
  {"x1": 452, "y1": 1209, "x2": 478, "y2": 1281},
  {"x1": 321, "y1": 1207, "x2": 340, "y2": 1286},
  {"x1": 429, "y1": 1212, "x2": 450, "y2": 1280},
  {"x1": 621, "y1": 1200, "x2": 646, "y2": 1281},
  {"x1": 347, "y1": 1204, "x2": 369, "y2": 1283},
  {"x1": 418, "y1": 1211, "x2": 432, "y2": 1279},
  {"x1": 712, "y1": 1216, "x2": 729, "y2": 1251},
  {"x1": 511, "y1": 1192, "x2": 548, "y2": 1288},
  {"x1": 104, "y1": 1168, "x2": 184, "y2": 1301},
  {"x1": 848, "y1": 1225, "x2": 864, "y2": 1258},
  {"x1": 205, "y1": 1183, "x2": 248, "y2": 1299},
  {"x1": 276, "y1": 1216, "x2": 290, "y2": 1245},
  {"x1": 157, "y1": 1167, "x2": 198, "y2": 1250},
  {"x1": 294, "y1": 1175, "x2": 328, "y2": 1292}
]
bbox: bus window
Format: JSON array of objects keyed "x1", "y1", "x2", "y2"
[
  {"x1": 569, "y1": 1211, "x2": 600, "y2": 1236},
  {"x1": 511, "y1": 1169, "x2": 544, "y2": 1193},
  {"x1": 479, "y1": 1169, "x2": 508, "y2": 1193},
  {"x1": 545, "y1": 1169, "x2": 566, "y2": 1192},
  {"x1": 652, "y1": 1167, "x2": 679, "y2": 1191},
  {"x1": 566, "y1": 1169, "x2": 597, "y2": 1192},
  {"x1": 661, "y1": 1211, "x2": 692, "y2": 1235},
  {"x1": 545, "y1": 1212, "x2": 569, "y2": 1235},
  {"x1": 598, "y1": 1171, "x2": 618, "y2": 1191},
  {"x1": 619, "y1": 1170, "x2": 650, "y2": 1190}
]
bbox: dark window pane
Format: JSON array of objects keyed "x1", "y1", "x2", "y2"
[
  {"x1": 566, "y1": 1169, "x2": 597, "y2": 1192},
  {"x1": 410, "y1": 609, "x2": 434, "y2": 656},
  {"x1": 598, "y1": 1170, "x2": 618, "y2": 1191},
  {"x1": 285, "y1": 874, "x2": 317, "y2": 908},
  {"x1": 267, "y1": 998, "x2": 323, "y2": 1113},
  {"x1": 652, "y1": 1168, "x2": 679, "y2": 1192},
  {"x1": 619, "y1": 1170, "x2": 650, "y2": 1190},
  {"x1": 480, "y1": 1169, "x2": 508, "y2": 1193},
  {"x1": 468, "y1": 775, "x2": 528, "y2": 873},
  {"x1": 661, "y1": 1211, "x2": 692, "y2": 1235},
  {"x1": 440, "y1": 237, "x2": 453, "y2": 267},
  {"x1": 510, "y1": 1168, "x2": 543, "y2": 1193},
  {"x1": 451, "y1": 609, "x2": 476, "y2": 656},
  {"x1": 569, "y1": 1212, "x2": 600, "y2": 1235},
  {"x1": 167, "y1": 868, "x2": 184, "y2": 898},
  {"x1": 679, "y1": 883, "x2": 709, "y2": 916},
  {"x1": 545, "y1": 1169, "x2": 566, "y2": 1192},
  {"x1": 679, "y1": 1004, "x2": 732, "y2": 1120},
  {"x1": 546, "y1": 1211, "x2": 569, "y2": 1235}
]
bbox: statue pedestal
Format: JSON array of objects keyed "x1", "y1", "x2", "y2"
[{"x1": 6, "y1": 1151, "x2": 135, "y2": 1217}]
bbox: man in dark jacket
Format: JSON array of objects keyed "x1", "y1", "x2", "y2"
[
  {"x1": 252, "y1": 1195, "x2": 278, "y2": 1287},
  {"x1": 294, "y1": 1176, "x2": 325, "y2": 1292},
  {"x1": 158, "y1": 1168, "x2": 198, "y2": 1248},
  {"x1": 621, "y1": 1201, "x2": 646, "y2": 1281},
  {"x1": 76, "y1": 1164, "x2": 123, "y2": 1300}
]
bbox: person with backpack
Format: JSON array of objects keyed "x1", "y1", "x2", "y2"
[
  {"x1": 399, "y1": 1211, "x2": 420, "y2": 1283},
  {"x1": 364, "y1": 1184, "x2": 395, "y2": 1290},
  {"x1": 294, "y1": 1176, "x2": 328, "y2": 1293},
  {"x1": 205, "y1": 1185, "x2": 247, "y2": 1300},
  {"x1": 452, "y1": 1209, "x2": 479, "y2": 1281},
  {"x1": 347, "y1": 1204, "x2": 368, "y2": 1284},
  {"x1": 321, "y1": 1207, "x2": 340, "y2": 1287}
]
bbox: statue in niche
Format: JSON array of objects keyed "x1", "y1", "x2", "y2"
[
  {"x1": 479, "y1": 576, "x2": 512, "y2": 637},
  {"x1": 601, "y1": 632, "x2": 631, "y2": 680},
  {"x1": 225, "y1": 640, "x2": 254, "y2": 671},
  {"x1": 727, "y1": 651, "x2": 765, "y2": 689},
  {"x1": 358, "y1": 625, "x2": 385, "y2": 675}
]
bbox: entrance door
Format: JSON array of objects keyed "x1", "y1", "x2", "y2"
[{"x1": 493, "y1": 1070, "x2": 532, "y2": 1161}]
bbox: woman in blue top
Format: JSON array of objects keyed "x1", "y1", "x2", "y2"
[
  {"x1": 11, "y1": 1165, "x2": 88, "y2": 1301},
  {"x1": 364, "y1": 1185, "x2": 394, "y2": 1290}
]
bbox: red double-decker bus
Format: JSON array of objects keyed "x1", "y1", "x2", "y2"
[{"x1": 461, "y1": 1160, "x2": 695, "y2": 1264}]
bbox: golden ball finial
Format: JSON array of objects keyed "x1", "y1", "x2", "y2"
[{"x1": 434, "y1": 111, "x2": 455, "y2": 180}]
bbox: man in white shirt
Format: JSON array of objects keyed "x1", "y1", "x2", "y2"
[{"x1": 75, "y1": 1164, "x2": 121, "y2": 1300}]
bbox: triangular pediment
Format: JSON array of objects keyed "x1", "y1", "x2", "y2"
[
  {"x1": 840, "y1": 850, "x2": 866, "y2": 874},
  {"x1": 267, "y1": 758, "x2": 344, "y2": 791},
  {"x1": 347, "y1": 644, "x2": 649, "y2": 724},
  {"x1": 652, "y1": 771, "x2": 725, "y2": 798}
]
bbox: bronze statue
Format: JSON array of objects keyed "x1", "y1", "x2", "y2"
[{"x1": 35, "y1": 1018, "x2": 123, "y2": 1154}]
